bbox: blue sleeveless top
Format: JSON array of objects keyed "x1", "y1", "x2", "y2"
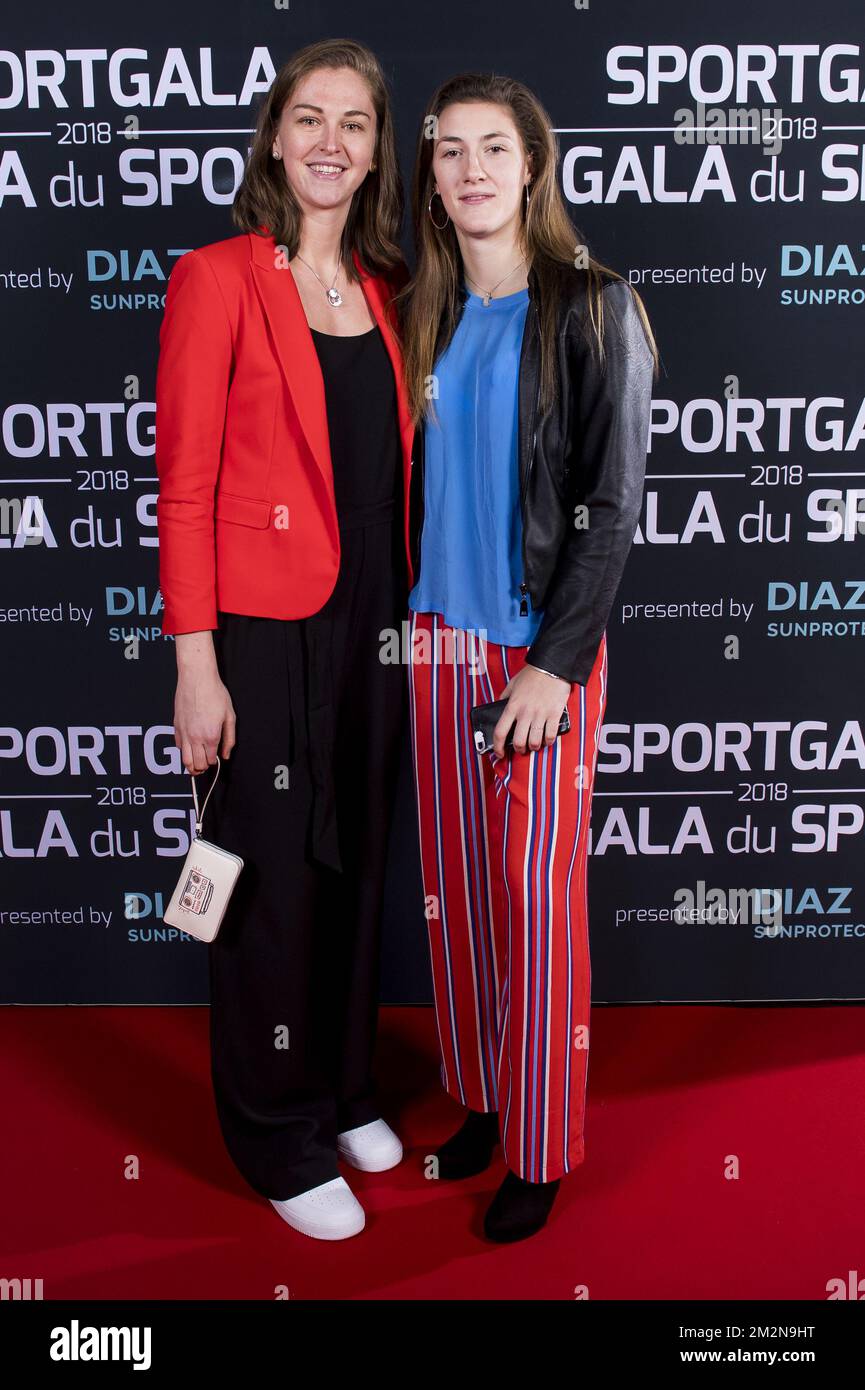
[{"x1": 408, "y1": 285, "x2": 543, "y2": 646}]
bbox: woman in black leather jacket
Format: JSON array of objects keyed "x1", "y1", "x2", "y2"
[{"x1": 398, "y1": 72, "x2": 658, "y2": 1243}]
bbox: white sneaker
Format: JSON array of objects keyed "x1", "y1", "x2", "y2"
[
  {"x1": 337, "y1": 1118, "x2": 403, "y2": 1172},
  {"x1": 269, "y1": 1177, "x2": 365, "y2": 1240}
]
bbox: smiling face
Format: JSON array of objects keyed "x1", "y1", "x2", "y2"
[
  {"x1": 431, "y1": 100, "x2": 531, "y2": 240},
  {"x1": 272, "y1": 65, "x2": 377, "y2": 214}
]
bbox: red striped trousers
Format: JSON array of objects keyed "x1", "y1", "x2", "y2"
[{"x1": 407, "y1": 609, "x2": 608, "y2": 1183}]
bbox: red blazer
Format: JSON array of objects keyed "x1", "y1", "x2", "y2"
[{"x1": 154, "y1": 228, "x2": 414, "y2": 636}]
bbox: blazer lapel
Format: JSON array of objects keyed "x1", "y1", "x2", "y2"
[
  {"x1": 247, "y1": 229, "x2": 413, "y2": 507},
  {"x1": 248, "y1": 229, "x2": 331, "y2": 497}
]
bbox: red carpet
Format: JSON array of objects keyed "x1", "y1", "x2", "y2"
[{"x1": 1, "y1": 1003, "x2": 862, "y2": 1300}]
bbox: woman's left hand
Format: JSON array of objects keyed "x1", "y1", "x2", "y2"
[{"x1": 493, "y1": 664, "x2": 572, "y2": 757}]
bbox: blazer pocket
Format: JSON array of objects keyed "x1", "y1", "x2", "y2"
[{"x1": 214, "y1": 490, "x2": 271, "y2": 528}]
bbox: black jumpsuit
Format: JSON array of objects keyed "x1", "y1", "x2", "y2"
[{"x1": 205, "y1": 321, "x2": 407, "y2": 1201}]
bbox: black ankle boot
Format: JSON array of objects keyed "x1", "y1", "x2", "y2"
[
  {"x1": 483, "y1": 1170, "x2": 561, "y2": 1242},
  {"x1": 434, "y1": 1108, "x2": 500, "y2": 1179}
]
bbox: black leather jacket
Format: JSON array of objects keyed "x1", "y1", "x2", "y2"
[{"x1": 408, "y1": 264, "x2": 655, "y2": 686}]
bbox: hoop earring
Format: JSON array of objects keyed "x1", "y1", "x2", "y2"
[
  {"x1": 525, "y1": 182, "x2": 531, "y2": 207},
  {"x1": 428, "y1": 190, "x2": 449, "y2": 230}
]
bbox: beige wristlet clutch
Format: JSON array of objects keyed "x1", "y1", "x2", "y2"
[{"x1": 163, "y1": 756, "x2": 244, "y2": 943}]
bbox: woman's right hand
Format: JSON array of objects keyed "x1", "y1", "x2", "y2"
[{"x1": 173, "y1": 632, "x2": 236, "y2": 774}]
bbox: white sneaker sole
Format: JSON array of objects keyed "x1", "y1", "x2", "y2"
[{"x1": 337, "y1": 1138, "x2": 403, "y2": 1172}]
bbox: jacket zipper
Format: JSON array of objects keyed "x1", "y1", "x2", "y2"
[
  {"x1": 519, "y1": 368, "x2": 541, "y2": 617},
  {"x1": 412, "y1": 427, "x2": 424, "y2": 586}
]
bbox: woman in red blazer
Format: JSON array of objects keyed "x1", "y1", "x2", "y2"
[{"x1": 155, "y1": 39, "x2": 413, "y2": 1242}]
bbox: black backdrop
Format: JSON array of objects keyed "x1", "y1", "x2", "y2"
[{"x1": 2, "y1": 1, "x2": 863, "y2": 1005}]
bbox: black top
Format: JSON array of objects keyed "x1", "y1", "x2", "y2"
[{"x1": 310, "y1": 325, "x2": 402, "y2": 521}]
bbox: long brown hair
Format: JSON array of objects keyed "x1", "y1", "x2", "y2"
[
  {"x1": 232, "y1": 38, "x2": 404, "y2": 282},
  {"x1": 398, "y1": 72, "x2": 659, "y2": 424}
]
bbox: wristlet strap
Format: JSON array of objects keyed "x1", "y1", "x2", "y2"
[{"x1": 191, "y1": 756, "x2": 220, "y2": 838}]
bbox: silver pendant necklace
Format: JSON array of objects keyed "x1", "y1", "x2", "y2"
[
  {"x1": 464, "y1": 258, "x2": 527, "y2": 306},
  {"x1": 295, "y1": 253, "x2": 343, "y2": 307}
]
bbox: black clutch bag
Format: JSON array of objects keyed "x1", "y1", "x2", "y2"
[{"x1": 470, "y1": 698, "x2": 570, "y2": 755}]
